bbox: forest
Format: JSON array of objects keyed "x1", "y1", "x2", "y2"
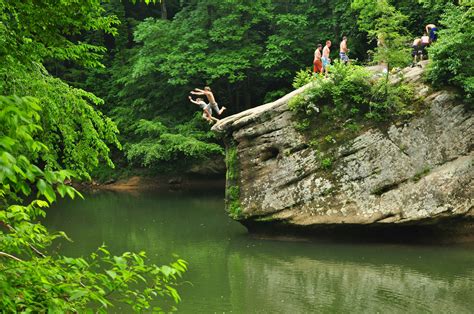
[{"x1": 1, "y1": 0, "x2": 472, "y2": 311}]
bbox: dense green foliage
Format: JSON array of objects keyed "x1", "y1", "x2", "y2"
[
  {"x1": 1, "y1": 1, "x2": 187, "y2": 311},
  {"x1": 427, "y1": 3, "x2": 474, "y2": 103},
  {"x1": 49, "y1": 0, "x2": 458, "y2": 175},
  {"x1": 289, "y1": 63, "x2": 415, "y2": 121},
  {"x1": 288, "y1": 63, "x2": 417, "y2": 162},
  {"x1": 0, "y1": 0, "x2": 118, "y2": 67},
  {"x1": 0, "y1": 61, "x2": 120, "y2": 179},
  {"x1": 123, "y1": 115, "x2": 223, "y2": 170},
  {"x1": 0, "y1": 0, "x2": 121, "y2": 178},
  {"x1": 0, "y1": 96, "x2": 186, "y2": 311},
  {"x1": 351, "y1": 0, "x2": 411, "y2": 69}
]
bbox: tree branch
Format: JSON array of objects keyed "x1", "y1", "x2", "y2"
[
  {"x1": 4, "y1": 222, "x2": 47, "y2": 258},
  {"x1": 0, "y1": 251, "x2": 24, "y2": 262}
]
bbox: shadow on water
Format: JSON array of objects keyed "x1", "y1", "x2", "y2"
[
  {"x1": 45, "y1": 189, "x2": 474, "y2": 313},
  {"x1": 242, "y1": 216, "x2": 474, "y2": 245}
]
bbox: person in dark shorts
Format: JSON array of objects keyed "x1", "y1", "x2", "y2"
[
  {"x1": 339, "y1": 36, "x2": 350, "y2": 64},
  {"x1": 412, "y1": 38, "x2": 423, "y2": 66}
]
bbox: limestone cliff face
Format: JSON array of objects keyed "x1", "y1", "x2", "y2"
[{"x1": 212, "y1": 66, "x2": 473, "y2": 231}]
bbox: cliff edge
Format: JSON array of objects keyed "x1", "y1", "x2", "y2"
[{"x1": 212, "y1": 64, "x2": 473, "y2": 238}]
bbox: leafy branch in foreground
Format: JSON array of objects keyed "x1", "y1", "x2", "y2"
[
  {"x1": 0, "y1": 96, "x2": 187, "y2": 312},
  {"x1": 0, "y1": 0, "x2": 122, "y2": 179}
]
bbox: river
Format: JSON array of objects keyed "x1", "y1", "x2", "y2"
[{"x1": 46, "y1": 189, "x2": 474, "y2": 313}]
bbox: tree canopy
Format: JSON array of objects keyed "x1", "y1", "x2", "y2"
[
  {"x1": 54, "y1": 0, "x2": 463, "y2": 176},
  {"x1": 427, "y1": 3, "x2": 474, "y2": 103}
]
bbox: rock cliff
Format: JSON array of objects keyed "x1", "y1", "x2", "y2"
[{"x1": 212, "y1": 65, "x2": 473, "y2": 236}]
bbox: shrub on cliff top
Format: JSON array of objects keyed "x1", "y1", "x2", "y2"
[
  {"x1": 289, "y1": 62, "x2": 414, "y2": 122},
  {"x1": 427, "y1": 3, "x2": 474, "y2": 104}
]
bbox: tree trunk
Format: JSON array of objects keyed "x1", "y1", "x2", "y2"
[
  {"x1": 245, "y1": 76, "x2": 251, "y2": 109},
  {"x1": 161, "y1": 0, "x2": 168, "y2": 20},
  {"x1": 236, "y1": 87, "x2": 241, "y2": 113}
]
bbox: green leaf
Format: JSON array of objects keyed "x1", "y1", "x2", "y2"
[
  {"x1": 160, "y1": 265, "x2": 174, "y2": 278},
  {"x1": 69, "y1": 289, "x2": 88, "y2": 301},
  {"x1": 113, "y1": 256, "x2": 127, "y2": 269},
  {"x1": 105, "y1": 270, "x2": 117, "y2": 280},
  {"x1": 66, "y1": 186, "x2": 76, "y2": 199},
  {"x1": 57, "y1": 184, "x2": 67, "y2": 198},
  {"x1": 37, "y1": 179, "x2": 48, "y2": 194},
  {"x1": 37, "y1": 179, "x2": 56, "y2": 203}
]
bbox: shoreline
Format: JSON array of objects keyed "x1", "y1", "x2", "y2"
[{"x1": 73, "y1": 175, "x2": 226, "y2": 193}]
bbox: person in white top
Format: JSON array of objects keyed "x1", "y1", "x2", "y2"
[
  {"x1": 188, "y1": 96, "x2": 219, "y2": 123},
  {"x1": 190, "y1": 86, "x2": 226, "y2": 116}
]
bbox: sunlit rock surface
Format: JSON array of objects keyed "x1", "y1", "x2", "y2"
[{"x1": 212, "y1": 64, "x2": 473, "y2": 233}]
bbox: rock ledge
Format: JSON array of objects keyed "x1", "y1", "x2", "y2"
[{"x1": 213, "y1": 65, "x2": 473, "y2": 237}]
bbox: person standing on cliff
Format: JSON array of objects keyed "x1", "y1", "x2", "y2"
[
  {"x1": 426, "y1": 23, "x2": 438, "y2": 43},
  {"x1": 412, "y1": 37, "x2": 423, "y2": 66},
  {"x1": 190, "y1": 86, "x2": 226, "y2": 116},
  {"x1": 339, "y1": 36, "x2": 349, "y2": 64},
  {"x1": 322, "y1": 40, "x2": 331, "y2": 76},
  {"x1": 313, "y1": 44, "x2": 323, "y2": 75},
  {"x1": 420, "y1": 32, "x2": 430, "y2": 60}
]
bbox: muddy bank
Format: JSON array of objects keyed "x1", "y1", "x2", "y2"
[{"x1": 74, "y1": 175, "x2": 225, "y2": 193}]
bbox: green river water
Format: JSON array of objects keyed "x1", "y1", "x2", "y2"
[{"x1": 46, "y1": 189, "x2": 474, "y2": 313}]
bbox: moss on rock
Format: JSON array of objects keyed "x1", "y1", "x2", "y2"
[{"x1": 225, "y1": 143, "x2": 242, "y2": 219}]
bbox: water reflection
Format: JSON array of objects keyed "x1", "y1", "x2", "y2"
[
  {"x1": 46, "y1": 190, "x2": 474, "y2": 313},
  {"x1": 226, "y1": 239, "x2": 474, "y2": 313}
]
